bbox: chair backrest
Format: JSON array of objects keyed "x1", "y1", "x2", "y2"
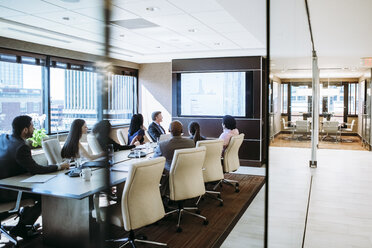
[
  {"x1": 159, "y1": 133, "x2": 171, "y2": 142},
  {"x1": 87, "y1": 134, "x2": 103, "y2": 155},
  {"x1": 144, "y1": 130, "x2": 152, "y2": 143},
  {"x1": 223, "y1": 133, "x2": 244, "y2": 173},
  {"x1": 295, "y1": 120, "x2": 309, "y2": 132},
  {"x1": 42, "y1": 139, "x2": 63, "y2": 165},
  {"x1": 117, "y1": 128, "x2": 128, "y2": 145},
  {"x1": 169, "y1": 147, "x2": 206, "y2": 201},
  {"x1": 121, "y1": 157, "x2": 165, "y2": 231},
  {"x1": 196, "y1": 139, "x2": 224, "y2": 183},
  {"x1": 323, "y1": 121, "x2": 339, "y2": 133},
  {"x1": 349, "y1": 119, "x2": 355, "y2": 131},
  {"x1": 282, "y1": 118, "x2": 286, "y2": 129}
]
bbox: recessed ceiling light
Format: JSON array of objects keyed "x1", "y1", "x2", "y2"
[
  {"x1": 188, "y1": 29, "x2": 197, "y2": 33},
  {"x1": 62, "y1": 17, "x2": 70, "y2": 21},
  {"x1": 156, "y1": 46, "x2": 161, "y2": 48},
  {"x1": 120, "y1": 34, "x2": 125, "y2": 37},
  {"x1": 146, "y1": 7, "x2": 159, "y2": 11},
  {"x1": 170, "y1": 39, "x2": 179, "y2": 42},
  {"x1": 214, "y1": 42, "x2": 221, "y2": 46}
]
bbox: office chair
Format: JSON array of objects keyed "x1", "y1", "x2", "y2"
[
  {"x1": 165, "y1": 147, "x2": 208, "y2": 232},
  {"x1": 42, "y1": 139, "x2": 63, "y2": 165},
  {"x1": 0, "y1": 192, "x2": 35, "y2": 246},
  {"x1": 117, "y1": 129, "x2": 128, "y2": 146},
  {"x1": 195, "y1": 139, "x2": 224, "y2": 206},
  {"x1": 87, "y1": 134, "x2": 104, "y2": 155},
  {"x1": 98, "y1": 157, "x2": 167, "y2": 248},
  {"x1": 214, "y1": 133, "x2": 244, "y2": 193}
]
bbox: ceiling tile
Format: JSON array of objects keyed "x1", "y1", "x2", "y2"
[
  {"x1": 0, "y1": 0, "x2": 64, "y2": 14},
  {"x1": 192, "y1": 10, "x2": 237, "y2": 25},
  {"x1": 42, "y1": 0, "x2": 102, "y2": 10},
  {"x1": 168, "y1": 0, "x2": 224, "y2": 13},
  {"x1": 224, "y1": 31, "x2": 263, "y2": 48},
  {"x1": 37, "y1": 10, "x2": 102, "y2": 25},
  {"x1": 115, "y1": 0, "x2": 183, "y2": 18},
  {"x1": 73, "y1": 5, "x2": 139, "y2": 22},
  {"x1": 0, "y1": 6, "x2": 26, "y2": 17}
]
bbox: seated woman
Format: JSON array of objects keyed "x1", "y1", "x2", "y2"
[
  {"x1": 219, "y1": 115, "x2": 239, "y2": 154},
  {"x1": 61, "y1": 119, "x2": 105, "y2": 161},
  {"x1": 188, "y1": 121, "x2": 206, "y2": 144},
  {"x1": 128, "y1": 114, "x2": 145, "y2": 145},
  {"x1": 92, "y1": 120, "x2": 135, "y2": 151}
]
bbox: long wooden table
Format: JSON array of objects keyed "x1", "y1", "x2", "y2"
[{"x1": 0, "y1": 149, "x2": 154, "y2": 247}]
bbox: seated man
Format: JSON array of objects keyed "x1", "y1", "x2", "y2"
[
  {"x1": 148, "y1": 111, "x2": 166, "y2": 142},
  {"x1": 153, "y1": 120, "x2": 195, "y2": 196},
  {"x1": 0, "y1": 115, "x2": 69, "y2": 239}
]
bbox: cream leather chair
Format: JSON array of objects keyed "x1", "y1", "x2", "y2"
[
  {"x1": 42, "y1": 139, "x2": 63, "y2": 165},
  {"x1": 215, "y1": 133, "x2": 244, "y2": 193},
  {"x1": 196, "y1": 139, "x2": 224, "y2": 206},
  {"x1": 101, "y1": 157, "x2": 167, "y2": 247},
  {"x1": 0, "y1": 192, "x2": 35, "y2": 245},
  {"x1": 158, "y1": 133, "x2": 171, "y2": 142},
  {"x1": 117, "y1": 128, "x2": 128, "y2": 145},
  {"x1": 87, "y1": 134, "x2": 104, "y2": 155},
  {"x1": 165, "y1": 147, "x2": 208, "y2": 232},
  {"x1": 321, "y1": 121, "x2": 340, "y2": 142}
]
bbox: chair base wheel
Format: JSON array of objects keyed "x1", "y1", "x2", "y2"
[
  {"x1": 203, "y1": 220, "x2": 209, "y2": 225},
  {"x1": 219, "y1": 202, "x2": 224, "y2": 207},
  {"x1": 176, "y1": 227, "x2": 182, "y2": 233},
  {"x1": 196, "y1": 209, "x2": 201, "y2": 214},
  {"x1": 235, "y1": 188, "x2": 240, "y2": 193}
]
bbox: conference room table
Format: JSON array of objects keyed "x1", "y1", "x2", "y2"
[{"x1": 0, "y1": 147, "x2": 155, "y2": 247}]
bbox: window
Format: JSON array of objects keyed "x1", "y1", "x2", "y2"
[
  {"x1": 180, "y1": 72, "x2": 246, "y2": 116},
  {"x1": 50, "y1": 66, "x2": 98, "y2": 132},
  {"x1": 348, "y1": 83, "x2": 358, "y2": 115},
  {"x1": 281, "y1": 83, "x2": 288, "y2": 114},
  {"x1": 0, "y1": 49, "x2": 138, "y2": 134},
  {"x1": 107, "y1": 72, "x2": 137, "y2": 125},
  {"x1": 0, "y1": 57, "x2": 44, "y2": 134},
  {"x1": 290, "y1": 85, "x2": 311, "y2": 121}
]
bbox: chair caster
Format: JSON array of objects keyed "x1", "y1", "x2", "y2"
[
  {"x1": 176, "y1": 227, "x2": 182, "y2": 233},
  {"x1": 203, "y1": 220, "x2": 209, "y2": 225},
  {"x1": 196, "y1": 209, "x2": 201, "y2": 214},
  {"x1": 219, "y1": 202, "x2": 224, "y2": 207},
  {"x1": 235, "y1": 188, "x2": 240, "y2": 193},
  {"x1": 217, "y1": 194, "x2": 221, "y2": 198}
]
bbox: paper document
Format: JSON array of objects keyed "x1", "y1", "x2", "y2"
[
  {"x1": 21, "y1": 175, "x2": 56, "y2": 183},
  {"x1": 111, "y1": 164, "x2": 131, "y2": 172}
]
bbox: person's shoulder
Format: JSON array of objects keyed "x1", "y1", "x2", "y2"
[{"x1": 148, "y1": 122, "x2": 155, "y2": 128}]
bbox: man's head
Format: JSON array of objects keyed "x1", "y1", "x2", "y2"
[
  {"x1": 12, "y1": 115, "x2": 34, "y2": 139},
  {"x1": 152, "y1": 111, "x2": 163, "y2": 123},
  {"x1": 169, "y1": 120, "x2": 183, "y2": 137}
]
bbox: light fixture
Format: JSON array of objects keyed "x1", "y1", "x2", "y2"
[
  {"x1": 119, "y1": 34, "x2": 125, "y2": 38},
  {"x1": 214, "y1": 42, "x2": 221, "y2": 46},
  {"x1": 156, "y1": 46, "x2": 161, "y2": 48},
  {"x1": 170, "y1": 38, "x2": 179, "y2": 42},
  {"x1": 62, "y1": 17, "x2": 70, "y2": 21},
  {"x1": 146, "y1": 7, "x2": 159, "y2": 11},
  {"x1": 188, "y1": 28, "x2": 197, "y2": 33}
]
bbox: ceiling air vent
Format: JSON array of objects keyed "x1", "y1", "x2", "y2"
[{"x1": 111, "y1": 18, "x2": 159, "y2": 29}]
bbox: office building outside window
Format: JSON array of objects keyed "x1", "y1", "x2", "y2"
[
  {"x1": 107, "y1": 73, "x2": 137, "y2": 125},
  {"x1": 0, "y1": 60, "x2": 43, "y2": 134},
  {"x1": 50, "y1": 68, "x2": 98, "y2": 132}
]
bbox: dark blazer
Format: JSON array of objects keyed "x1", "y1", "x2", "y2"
[
  {"x1": 148, "y1": 122, "x2": 166, "y2": 142},
  {"x1": 153, "y1": 136, "x2": 195, "y2": 171},
  {"x1": 96, "y1": 136, "x2": 135, "y2": 152},
  {"x1": 0, "y1": 134, "x2": 58, "y2": 201}
]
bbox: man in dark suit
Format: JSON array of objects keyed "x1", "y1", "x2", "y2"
[
  {"x1": 153, "y1": 120, "x2": 195, "y2": 196},
  {"x1": 148, "y1": 111, "x2": 166, "y2": 142},
  {"x1": 0, "y1": 115, "x2": 69, "y2": 238}
]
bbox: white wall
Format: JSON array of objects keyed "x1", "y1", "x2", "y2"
[{"x1": 138, "y1": 63, "x2": 172, "y2": 131}]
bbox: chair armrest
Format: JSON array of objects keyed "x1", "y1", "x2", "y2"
[{"x1": 8, "y1": 191, "x2": 23, "y2": 214}]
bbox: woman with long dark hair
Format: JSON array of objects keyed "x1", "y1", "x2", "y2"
[
  {"x1": 61, "y1": 119, "x2": 104, "y2": 160},
  {"x1": 128, "y1": 114, "x2": 145, "y2": 145},
  {"x1": 188, "y1": 121, "x2": 206, "y2": 144},
  {"x1": 92, "y1": 120, "x2": 135, "y2": 151}
]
